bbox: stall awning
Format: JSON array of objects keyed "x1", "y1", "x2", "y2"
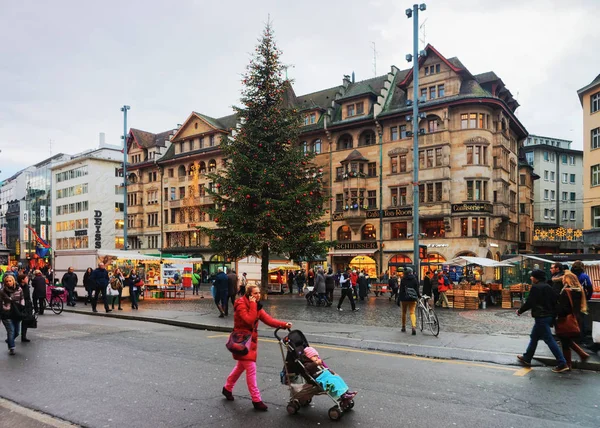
[
  {"x1": 97, "y1": 250, "x2": 161, "y2": 261},
  {"x1": 503, "y1": 255, "x2": 555, "y2": 265},
  {"x1": 446, "y1": 256, "x2": 513, "y2": 267},
  {"x1": 329, "y1": 249, "x2": 377, "y2": 257}
]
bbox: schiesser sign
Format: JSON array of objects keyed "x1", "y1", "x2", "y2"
[{"x1": 334, "y1": 242, "x2": 379, "y2": 250}]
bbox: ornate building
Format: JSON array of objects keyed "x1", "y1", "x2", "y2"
[{"x1": 125, "y1": 44, "x2": 532, "y2": 277}]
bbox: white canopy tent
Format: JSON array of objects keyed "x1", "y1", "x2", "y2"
[
  {"x1": 97, "y1": 250, "x2": 162, "y2": 261},
  {"x1": 446, "y1": 256, "x2": 513, "y2": 268},
  {"x1": 503, "y1": 255, "x2": 555, "y2": 265}
]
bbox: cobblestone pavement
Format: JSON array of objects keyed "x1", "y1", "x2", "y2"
[{"x1": 138, "y1": 290, "x2": 533, "y2": 336}]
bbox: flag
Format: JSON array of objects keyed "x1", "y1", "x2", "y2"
[{"x1": 27, "y1": 226, "x2": 51, "y2": 249}]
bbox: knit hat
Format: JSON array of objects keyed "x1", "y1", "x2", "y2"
[
  {"x1": 530, "y1": 269, "x2": 546, "y2": 281},
  {"x1": 303, "y1": 346, "x2": 319, "y2": 359},
  {"x1": 405, "y1": 267, "x2": 413, "y2": 274}
]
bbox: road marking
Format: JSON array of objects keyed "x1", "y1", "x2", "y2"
[
  {"x1": 0, "y1": 397, "x2": 78, "y2": 427},
  {"x1": 207, "y1": 334, "x2": 230, "y2": 338},
  {"x1": 513, "y1": 367, "x2": 532, "y2": 377}
]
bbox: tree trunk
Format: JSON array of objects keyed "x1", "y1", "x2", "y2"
[{"x1": 261, "y1": 243, "x2": 269, "y2": 299}]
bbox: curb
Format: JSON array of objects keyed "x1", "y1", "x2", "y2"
[{"x1": 63, "y1": 308, "x2": 600, "y2": 371}]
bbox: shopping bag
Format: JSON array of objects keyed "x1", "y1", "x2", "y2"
[
  {"x1": 106, "y1": 285, "x2": 119, "y2": 297},
  {"x1": 211, "y1": 285, "x2": 216, "y2": 300},
  {"x1": 593, "y1": 321, "x2": 600, "y2": 344}
]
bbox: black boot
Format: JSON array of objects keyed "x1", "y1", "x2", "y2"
[{"x1": 22, "y1": 336, "x2": 31, "y2": 343}]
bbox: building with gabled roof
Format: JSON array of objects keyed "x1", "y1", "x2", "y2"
[{"x1": 126, "y1": 44, "x2": 532, "y2": 278}]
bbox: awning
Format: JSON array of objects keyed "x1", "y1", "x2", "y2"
[
  {"x1": 446, "y1": 256, "x2": 513, "y2": 267},
  {"x1": 503, "y1": 255, "x2": 555, "y2": 265},
  {"x1": 329, "y1": 249, "x2": 377, "y2": 257},
  {"x1": 97, "y1": 250, "x2": 161, "y2": 261}
]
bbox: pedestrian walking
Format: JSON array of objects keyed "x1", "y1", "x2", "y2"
[
  {"x1": 398, "y1": 267, "x2": 419, "y2": 335},
  {"x1": 307, "y1": 269, "x2": 315, "y2": 289},
  {"x1": 16, "y1": 274, "x2": 34, "y2": 343},
  {"x1": 287, "y1": 271, "x2": 295, "y2": 295},
  {"x1": 214, "y1": 268, "x2": 229, "y2": 317},
  {"x1": 90, "y1": 263, "x2": 111, "y2": 313},
  {"x1": 422, "y1": 271, "x2": 433, "y2": 297},
  {"x1": 227, "y1": 269, "x2": 238, "y2": 308},
  {"x1": 549, "y1": 263, "x2": 565, "y2": 296},
  {"x1": 296, "y1": 270, "x2": 306, "y2": 296},
  {"x1": 125, "y1": 269, "x2": 141, "y2": 310},
  {"x1": 222, "y1": 284, "x2": 292, "y2": 411},
  {"x1": 31, "y1": 270, "x2": 47, "y2": 315},
  {"x1": 358, "y1": 271, "x2": 369, "y2": 301},
  {"x1": 0, "y1": 274, "x2": 25, "y2": 355},
  {"x1": 315, "y1": 268, "x2": 326, "y2": 303},
  {"x1": 192, "y1": 270, "x2": 202, "y2": 296},
  {"x1": 516, "y1": 269, "x2": 569, "y2": 373},
  {"x1": 110, "y1": 268, "x2": 124, "y2": 311},
  {"x1": 61, "y1": 266, "x2": 78, "y2": 307},
  {"x1": 350, "y1": 270, "x2": 359, "y2": 300},
  {"x1": 435, "y1": 271, "x2": 450, "y2": 308},
  {"x1": 570, "y1": 260, "x2": 593, "y2": 344},
  {"x1": 239, "y1": 273, "x2": 248, "y2": 296},
  {"x1": 388, "y1": 273, "x2": 399, "y2": 302},
  {"x1": 83, "y1": 267, "x2": 94, "y2": 305},
  {"x1": 337, "y1": 268, "x2": 358, "y2": 312},
  {"x1": 556, "y1": 271, "x2": 589, "y2": 369},
  {"x1": 325, "y1": 268, "x2": 335, "y2": 305}
]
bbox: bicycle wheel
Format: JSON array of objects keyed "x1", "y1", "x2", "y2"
[
  {"x1": 418, "y1": 306, "x2": 426, "y2": 332},
  {"x1": 428, "y1": 308, "x2": 439, "y2": 336},
  {"x1": 50, "y1": 296, "x2": 63, "y2": 314}
]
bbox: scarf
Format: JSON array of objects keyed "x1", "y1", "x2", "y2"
[{"x1": 561, "y1": 272, "x2": 588, "y2": 314}]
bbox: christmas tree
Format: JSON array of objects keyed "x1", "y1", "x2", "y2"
[{"x1": 203, "y1": 23, "x2": 330, "y2": 294}]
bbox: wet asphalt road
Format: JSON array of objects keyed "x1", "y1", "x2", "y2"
[{"x1": 1, "y1": 313, "x2": 598, "y2": 428}]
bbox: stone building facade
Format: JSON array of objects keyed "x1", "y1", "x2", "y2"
[{"x1": 125, "y1": 44, "x2": 532, "y2": 277}]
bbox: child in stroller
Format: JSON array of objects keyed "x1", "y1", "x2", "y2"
[{"x1": 278, "y1": 329, "x2": 356, "y2": 421}]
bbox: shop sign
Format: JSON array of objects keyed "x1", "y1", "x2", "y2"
[
  {"x1": 451, "y1": 203, "x2": 493, "y2": 213},
  {"x1": 75, "y1": 229, "x2": 87, "y2": 237},
  {"x1": 489, "y1": 242, "x2": 499, "y2": 248},
  {"x1": 427, "y1": 243, "x2": 449, "y2": 248},
  {"x1": 15, "y1": 240, "x2": 20, "y2": 256},
  {"x1": 94, "y1": 210, "x2": 102, "y2": 249},
  {"x1": 332, "y1": 208, "x2": 413, "y2": 221},
  {"x1": 334, "y1": 242, "x2": 378, "y2": 250}
]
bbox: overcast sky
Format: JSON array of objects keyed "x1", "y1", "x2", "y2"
[{"x1": 1, "y1": 0, "x2": 599, "y2": 181}]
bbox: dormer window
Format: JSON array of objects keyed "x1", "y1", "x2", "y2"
[
  {"x1": 424, "y1": 64, "x2": 441, "y2": 76},
  {"x1": 356, "y1": 102, "x2": 364, "y2": 115},
  {"x1": 303, "y1": 112, "x2": 317, "y2": 126},
  {"x1": 347, "y1": 104, "x2": 355, "y2": 117}
]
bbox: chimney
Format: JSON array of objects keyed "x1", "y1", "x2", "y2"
[
  {"x1": 352, "y1": 71, "x2": 355, "y2": 83},
  {"x1": 99, "y1": 132, "x2": 106, "y2": 147},
  {"x1": 343, "y1": 75, "x2": 351, "y2": 88}
]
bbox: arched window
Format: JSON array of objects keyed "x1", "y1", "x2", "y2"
[
  {"x1": 419, "y1": 114, "x2": 442, "y2": 133},
  {"x1": 389, "y1": 254, "x2": 412, "y2": 264},
  {"x1": 177, "y1": 165, "x2": 186, "y2": 177},
  {"x1": 361, "y1": 224, "x2": 376, "y2": 240},
  {"x1": 199, "y1": 161, "x2": 206, "y2": 174},
  {"x1": 301, "y1": 141, "x2": 308, "y2": 153},
  {"x1": 358, "y1": 130, "x2": 376, "y2": 147},
  {"x1": 312, "y1": 139, "x2": 322, "y2": 154},
  {"x1": 128, "y1": 173, "x2": 138, "y2": 183},
  {"x1": 208, "y1": 159, "x2": 217, "y2": 172},
  {"x1": 337, "y1": 225, "x2": 352, "y2": 241},
  {"x1": 337, "y1": 134, "x2": 353, "y2": 151}
]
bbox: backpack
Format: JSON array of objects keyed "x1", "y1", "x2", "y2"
[
  {"x1": 577, "y1": 272, "x2": 593, "y2": 300},
  {"x1": 110, "y1": 276, "x2": 122, "y2": 290}
]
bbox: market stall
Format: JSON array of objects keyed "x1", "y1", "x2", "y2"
[{"x1": 267, "y1": 265, "x2": 301, "y2": 294}]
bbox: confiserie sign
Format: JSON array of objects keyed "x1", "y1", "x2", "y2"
[{"x1": 451, "y1": 203, "x2": 493, "y2": 213}]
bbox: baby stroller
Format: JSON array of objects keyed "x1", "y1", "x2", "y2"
[
  {"x1": 305, "y1": 287, "x2": 329, "y2": 307},
  {"x1": 275, "y1": 328, "x2": 355, "y2": 421}
]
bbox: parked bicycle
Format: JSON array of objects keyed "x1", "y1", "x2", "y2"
[
  {"x1": 44, "y1": 286, "x2": 65, "y2": 315},
  {"x1": 417, "y1": 295, "x2": 439, "y2": 336}
]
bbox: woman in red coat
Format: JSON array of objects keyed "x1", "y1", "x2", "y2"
[{"x1": 222, "y1": 284, "x2": 292, "y2": 411}]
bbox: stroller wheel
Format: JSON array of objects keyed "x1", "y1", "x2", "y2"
[
  {"x1": 287, "y1": 403, "x2": 298, "y2": 415},
  {"x1": 328, "y1": 406, "x2": 342, "y2": 421},
  {"x1": 301, "y1": 398, "x2": 312, "y2": 407},
  {"x1": 347, "y1": 400, "x2": 355, "y2": 409}
]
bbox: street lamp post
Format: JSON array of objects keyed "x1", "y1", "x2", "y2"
[
  {"x1": 121, "y1": 105, "x2": 130, "y2": 250},
  {"x1": 406, "y1": 3, "x2": 426, "y2": 277}
]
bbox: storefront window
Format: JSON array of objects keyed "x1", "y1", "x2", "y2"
[
  {"x1": 361, "y1": 224, "x2": 376, "y2": 240},
  {"x1": 391, "y1": 222, "x2": 407, "y2": 239},
  {"x1": 421, "y1": 219, "x2": 445, "y2": 238},
  {"x1": 337, "y1": 225, "x2": 352, "y2": 241},
  {"x1": 461, "y1": 218, "x2": 468, "y2": 237},
  {"x1": 388, "y1": 254, "x2": 412, "y2": 277},
  {"x1": 420, "y1": 253, "x2": 447, "y2": 280}
]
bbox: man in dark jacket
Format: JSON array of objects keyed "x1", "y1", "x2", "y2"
[
  {"x1": 214, "y1": 268, "x2": 229, "y2": 318},
  {"x1": 325, "y1": 268, "x2": 335, "y2": 305},
  {"x1": 90, "y1": 263, "x2": 111, "y2": 313},
  {"x1": 516, "y1": 269, "x2": 568, "y2": 373},
  {"x1": 31, "y1": 270, "x2": 47, "y2": 315},
  {"x1": 337, "y1": 267, "x2": 357, "y2": 312},
  {"x1": 398, "y1": 267, "x2": 420, "y2": 335},
  {"x1": 549, "y1": 263, "x2": 565, "y2": 296},
  {"x1": 226, "y1": 269, "x2": 238, "y2": 311},
  {"x1": 61, "y1": 267, "x2": 78, "y2": 307}
]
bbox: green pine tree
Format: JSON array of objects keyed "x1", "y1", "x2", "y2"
[{"x1": 203, "y1": 23, "x2": 331, "y2": 295}]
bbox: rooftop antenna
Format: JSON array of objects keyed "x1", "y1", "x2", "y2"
[
  {"x1": 419, "y1": 18, "x2": 428, "y2": 45},
  {"x1": 371, "y1": 42, "x2": 378, "y2": 76}
]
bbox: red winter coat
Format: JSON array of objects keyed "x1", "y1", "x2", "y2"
[
  {"x1": 232, "y1": 296, "x2": 287, "y2": 362},
  {"x1": 350, "y1": 272, "x2": 358, "y2": 287},
  {"x1": 438, "y1": 276, "x2": 450, "y2": 293}
]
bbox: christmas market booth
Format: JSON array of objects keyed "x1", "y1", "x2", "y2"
[
  {"x1": 267, "y1": 264, "x2": 301, "y2": 294},
  {"x1": 444, "y1": 256, "x2": 514, "y2": 309}
]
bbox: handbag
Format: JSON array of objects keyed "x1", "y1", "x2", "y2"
[
  {"x1": 555, "y1": 289, "x2": 580, "y2": 338},
  {"x1": 106, "y1": 285, "x2": 119, "y2": 297},
  {"x1": 225, "y1": 331, "x2": 253, "y2": 356},
  {"x1": 9, "y1": 301, "x2": 28, "y2": 321}
]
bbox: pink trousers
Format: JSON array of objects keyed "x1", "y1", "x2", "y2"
[{"x1": 224, "y1": 360, "x2": 261, "y2": 402}]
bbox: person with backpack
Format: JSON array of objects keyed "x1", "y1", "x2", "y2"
[
  {"x1": 570, "y1": 260, "x2": 593, "y2": 343},
  {"x1": 337, "y1": 268, "x2": 358, "y2": 312},
  {"x1": 61, "y1": 267, "x2": 78, "y2": 307},
  {"x1": 110, "y1": 268, "x2": 124, "y2": 311},
  {"x1": 435, "y1": 271, "x2": 451, "y2": 308},
  {"x1": 192, "y1": 270, "x2": 202, "y2": 296},
  {"x1": 398, "y1": 267, "x2": 420, "y2": 335}
]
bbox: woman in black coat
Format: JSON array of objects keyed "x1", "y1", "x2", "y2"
[
  {"x1": 83, "y1": 267, "x2": 94, "y2": 305},
  {"x1": 31, "y1": 270, "x2": 47, "y2": 315},
  {"x1": 17, "y1": 274, "x2": 33, "y2": 342},
  {"x1": 358, "y1": 272, "x2": 369, "y2": 301}
]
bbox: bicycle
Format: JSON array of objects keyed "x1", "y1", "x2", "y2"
[
  {"x1": 43, "y1": 286, "x2": 65, "y2": 315},
  {"x1": 417, "y1": 295, "x2": 439, "y2": 336}
]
